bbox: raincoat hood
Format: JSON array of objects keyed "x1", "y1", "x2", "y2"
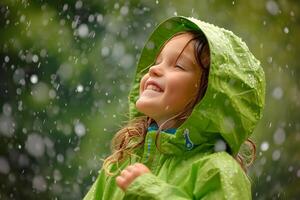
[{"x1": 129, "y1": 16, "x2": 265, "y2": 156}]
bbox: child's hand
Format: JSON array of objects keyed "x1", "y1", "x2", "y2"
[{"x1": 116, "y1": 163, "x2": 150, "y2": 191}]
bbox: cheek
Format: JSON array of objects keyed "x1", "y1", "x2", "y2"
[{"x1": 168, "y1": 77, "x2": 199, "y2": 103}]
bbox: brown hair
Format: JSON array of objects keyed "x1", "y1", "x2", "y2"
[{"x1": 102, "y1": 31, "x2": 255, "y2": 175}]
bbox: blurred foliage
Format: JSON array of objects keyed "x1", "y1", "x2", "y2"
[{"x1": 0, "y1": 0, "x2": 299, "y2": 199}]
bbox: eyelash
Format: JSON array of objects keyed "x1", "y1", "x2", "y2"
[
  {"x1": 153, "y1": 60, "x2": 185, "y2": 70},
  {"x1": 175, "y1": 64, "x2": 185, "y2": 70}
]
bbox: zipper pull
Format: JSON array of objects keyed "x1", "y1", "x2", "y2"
[{"x1": 183, "y1": 129, "x2": 194, "y2": 150}]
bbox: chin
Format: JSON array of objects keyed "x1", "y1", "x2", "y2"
[
  {"x1": 135, "y1": 98, "x2": 156, "y2": 118},
  {"x1": 135, "y1": 98, "x2": 148, "y2": 115}
]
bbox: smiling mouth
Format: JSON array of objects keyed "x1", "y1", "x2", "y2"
[{"x1": 145, "y1": 84, "x2": 163, "y2": 92}]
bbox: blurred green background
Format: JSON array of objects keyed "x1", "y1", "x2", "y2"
[{"x1": 0, "y1": 0, "x2": 299, "y2": 199}]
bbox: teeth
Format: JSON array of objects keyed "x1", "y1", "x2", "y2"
[{"x1": 146, "y1": 84, "x2": 161, "y2": 92}]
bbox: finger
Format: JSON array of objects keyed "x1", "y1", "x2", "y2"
[
  {"x1": 120, "y1": 169, "x2": 136, "y2": 186},
  {"x1": 120, "y1": 169, "x2": 131, "y2": 178},
  {"x1": 126, "y1": 165, "x2": 135, "y2": 172},
  {"x1": 116, "y1": 171, "x2": 135, "y2": 191},
  {"x1": 134, "y1": 163, "x2": 150, "y2": 173},
  {"x1": 124, "y1": 164, "x2": 144, "y2": 177},
  {"x1": 116, "y1": 176, "x2": 126, "y2": 191}
]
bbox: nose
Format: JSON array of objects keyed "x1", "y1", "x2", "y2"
[{"x1": 149, "y1": 64, "x2": 163, "y2": 77}]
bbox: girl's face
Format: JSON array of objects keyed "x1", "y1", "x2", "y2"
[{"x1": 136, "y1": 33, "x2": 202, "y2": 127}]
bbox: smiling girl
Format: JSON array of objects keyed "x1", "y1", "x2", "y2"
[{"x1": 84, "y1": 16, "x2": 265, "y2": 200}]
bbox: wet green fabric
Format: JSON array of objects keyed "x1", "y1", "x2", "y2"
[{"x1": 84, "y1": 16, "x2": 265, "y2": 200}]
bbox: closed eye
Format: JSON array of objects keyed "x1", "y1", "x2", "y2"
[{"x1": 175, "y1": 64, "x2": 185, "y2": 70}]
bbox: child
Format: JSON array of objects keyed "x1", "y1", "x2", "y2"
[{"x1": 84, "y1": 16, "x2": 265, "y2": 200}]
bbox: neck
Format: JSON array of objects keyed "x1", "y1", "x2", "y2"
[{"x1": 153, "y1": 118, "x2": 179, "y2": 130}]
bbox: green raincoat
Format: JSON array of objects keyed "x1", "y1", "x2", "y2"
[{"x1": 84, "y1": 16, "x2": 265, "y2": 200}]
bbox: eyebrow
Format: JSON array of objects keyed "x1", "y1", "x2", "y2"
[
  {"x1": 156, "y1": 48, "x2": 196, "y2": 66},
  {"x1": 177, "y1": 51, "x2": 197, "y2": 67}
]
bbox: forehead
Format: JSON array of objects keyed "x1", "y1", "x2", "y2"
[
  {"x1": 163, "y1": 33, "x2": 195, "y2": 51},
  {"x1": 157, "y1": 33, "x2": 197, "y2": 65}
]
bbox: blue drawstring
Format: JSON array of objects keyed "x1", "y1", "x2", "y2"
[{"x1": 183, "y1": 129, "x2": 194, "y2": 150}]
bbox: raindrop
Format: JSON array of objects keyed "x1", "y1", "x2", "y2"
[
  {"x1": 267, "y1": 56, "x2": 273, "y2": 63},
  {"x1": 112, "y1": 42, "x2": 125, "y2": 58},
  {"x1": 260, "y1": 141, "x2": 269, "y2": 151},
  {"x1": 260, "y1": 156, "x2": 267, "y2": 165},
  {"x1": 273, "y1": 127, "x2": 286, "y2": 145},
  {"x1": 62, "y1": 124, "x2": 72, "y2": 135},
  {"x1": 30, "y1": 74, "x2": 38, "y2": 84},
  {"x1": 120, "y1": 54, "x2": 134, "y2": 69},
  {"x1": 57, "y1": 63, "x2": 73, "y2": 81},
  {"x1": 272, "y1": 87, "x2": 283, "y2": 99},
  {"x1": 32, "y1": 175, "x2": 47, "y2": 192},
  {"x1": 77, "y1": 24, "x2": 89, "y2": 38},
  {"x1": 57, "y1": 154, "x2": 64, "y2": 163},
  {"x1": 13, "y1": 68, "x2": 25, "y2": 85},
  {"x1": 88, "y1": 15, "x2": 95, "y2": 22},
  {"x1": 272, "y1": 149, "x2": 281, "y2": 161},
  {"x1": 40, "y1": 49, "x2": 47, "y2": 57},
  {"x1": 49, "y1": 89, "x2": 56, "y2": 99},
  {"x1": 4, "y1": 56, "x2": 10, "y2": 63},
  {"x1": 20, "y1": 15, "x2": 26, "y2": 23},
  {"x1": 53, "y1": 169, "x2": 62, "y2": 181},
  {"x1": 16, "y1": 88, "x2": 22, "y2": 95},
  {"x1": 96, "y1": 14, "x2": 103, "y2": 24},
  {"x1": 74, "y1": 122, "x2": 86, "y2": 137},
  {"x1": 3, "y1": 103, "x2": 12, "y2": 116},
  {"x1": 283, "y1": 27, "x2": 289, "y2": 34},
  {"x1": 76, "y1": 84, "x2": 84, "y2": 93},
  {"x1": 63, "y1": 4, "x2": 68, "y2": 11},
  {"x1": 31, "y1": 82, "x2": 50, "y2": 103},
  {"x1": 114, "y1": 3, "x2": 120, "y2": 9},
  {"x1": 101, "y1": 47, "x2": 110, "y2": 57},
  {"x1": 19, "y1": 79, "x2": 26, "y2": 86},
  {"x1": 265, "y1": 0, "x2": 279, "y2": 15},
  {"x1": 0, "y1": 157, "x2": 10, "y2": 174},
  {"x1": 0, "y1": 115, "x2": 15, "y2": 137},
  {"x1": 75, "y1": 1, "x2": 83, "y2": 10},
  {"x1": 25, "y1": 133, "x2": 45, "y2": 157},
  {"x1": 32, "y1": 54, "x2": 39, "y2": 63},
  {"x1": 120, "y1": 6, "x2": 129, "y2": 16}
]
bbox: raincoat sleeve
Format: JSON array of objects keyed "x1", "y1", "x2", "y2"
[
  {"x1": 124, "y1": 152, "x2": 251, "y2": 200},
  {"x1": 124, "y1": 173, "x2": 191, "y2": 200}
]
